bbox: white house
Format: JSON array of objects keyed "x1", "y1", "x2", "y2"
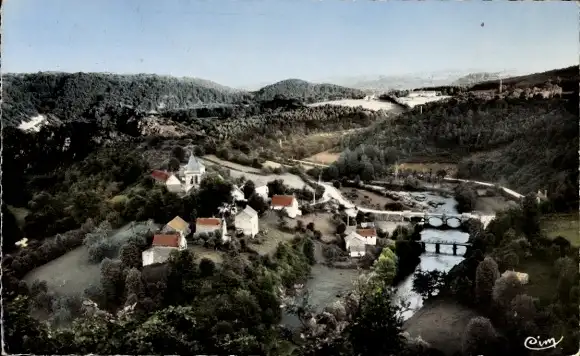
[
  {"x1": 142, "y1": 233, "x2": 187, "y2": 267},
  {"x1": 232, "y1": 185, "x2": 246, "y2": 202},
  {"x1": 151, "y1": 170, "x2": 183, "y2": 193},
  {"x1": 271, "y1": 195, "x2": 301, "y2": 218},
  {"x1": 182, "y1": 152, "x2": 206, "y2": 193},
  {"x1": 344, "y1": 232, "x2": 367, "y2": 257},
  {"x1": 165, "y1": 174, "x2": 184, "y2": 193},
  {"x1": 196, "y1": 217, "x2": 228, "y2": 242},
  {"x1": 501, "y1": 270, "x2": 530, "y2": 285},
  {"x1": 356, "y1": 228, "x2": 378, "y2": 246},
  {"x1": 234, "y1": 205, "x2": 259, "y2": 238},
  {"x1": 161, "y1": 216, "x2": 191, "y2": 240},
  {"x1": 254, "y1": 185, "x2": 269, "y2": 200}
]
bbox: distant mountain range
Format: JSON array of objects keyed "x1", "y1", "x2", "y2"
[{"x1": 321, "y1": 70, "x2": 517, "y2": 92}]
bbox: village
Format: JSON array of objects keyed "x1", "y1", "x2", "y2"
[{"x1": 143, "y1": 149, "x2": 394, "y2": 267}]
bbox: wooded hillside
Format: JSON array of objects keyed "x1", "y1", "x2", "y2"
[
  {"x1": 344, "y1": 96, "x2": 578, "y2": 209},
  {"x1": 253, "y1": 79, "x2": 366, "y2": 103}
]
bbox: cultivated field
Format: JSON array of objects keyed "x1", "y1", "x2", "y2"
[
  {"x1": 248, "y1": 212, "x2": 297, "y2": 256},
  {"x1": 397, "y1": 162, "x2": 458, "y2": 176},
  {"x1": 304, "y1": 150, "x2": 341, "y2": 165},
  {"x1": 202, "y1": 155, "x2": 263, "y2": 174},
  {"x1": 308, "y1": 99, "x2": 401, "y2": 112},
  {"x1": 24, "y1": 222, "x2": 158, "y2": 297},
  {"x1": 541, "y1": 213, "x2": 580, "y2": 247},
  {"x1": 24, "y1": 246, "x2": 101, "y2": 297},
  {"x1": 7, "y1": 205, "x2": 30, "y2": 229},
  {"x1": 340, "y1": 187, "x2": 396, "y2": 210},
  {"x1": 474, "y1": 196, "x2": 518, "y2": 214},
  {"x1": 517, "y1": 258, "x2": 560, "y2": 302},
  {"x1": 296, "y1": 212, "x2": 337, "y2": 237}
]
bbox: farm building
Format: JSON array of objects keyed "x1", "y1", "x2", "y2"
[
  {"x1": 234, "y1": 205, "x2": 259, "y2": 238},
  {"x1": 271, "y1": 195, "x2": 301, "y2": 218}
]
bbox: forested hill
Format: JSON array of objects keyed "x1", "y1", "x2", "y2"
[
  {"x1": 2, "y1": 72, "x2": 252, "y2": 126},
  {"x1": 253, "y1": 79, "x2": 366, "y2": 103},
  {"x1": 344, "y1": 96, "x2": 578, "y2": 209}
]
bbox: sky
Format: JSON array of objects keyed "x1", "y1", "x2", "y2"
[{"x1": 3, "y1": 0, "x2": 578, "y2": 88}]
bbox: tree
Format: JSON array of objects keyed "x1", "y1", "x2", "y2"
[
  {"x1": 492, "y1": 273, "x2": 523, "y2": 308},
  {"x1": 167, "y1": 157, "x2": 180, "y2": 172},
  {"x1": 306, "y1": 222, "x2": 315, "y2": 231},
  {"x1": 303, "y1": 238, "x2": 315, "y2": 265},
  {"x1": 412, "y1": 270, "x2": 445, "y2": 299},
  {"x1": 347, "y1": 288, "x2": 404, "y2": 356},
  {"x1": 295, "y1": 220, "x2": 305, "y2": 232},
  {"x1": 171, "y1": 146, "x2": 186, "y2": 162},
  {"x1": 336, "y1": 222, "x2": 347, "y2": 235},
  {"x1": 475, "y1": 257, "x2": 500, "y2": 305},
  {"x1": 119, "y1": 242, "x2": 142, "y2": 269},
  {"x1": 243, "y1": 180, "x2": 256, "y2": 199},
  {"x1": 521, "y1": 194, "x2": 540, "y2": 238},
  {"x1": 125, "y1": 268, "x2": 144, "y2": 299},
  {"x1": 247, "y1": 193, "x2": 268, "y2": 215},
  {"x1": 199, "y1": 258, "x2": 216, "y2": 277},
  {"x1": 461, "y1": 317, "x2": 498, "y2": 356},
  {"x1": 266, "y1": 179, "x2": 286, "y2": 197},
  {"x1": 372, "y1": 247, "x2": 398, "y2": 286}
]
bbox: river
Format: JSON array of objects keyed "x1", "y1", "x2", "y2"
[
  {"x1": 395, "y1": 191, "x2": 468, "y2": 320},
  {"x1": 281, "y1": 190, "x2": 468, "y2": 327}
]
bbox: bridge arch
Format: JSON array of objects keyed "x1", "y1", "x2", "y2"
[
  {"x1": 427, "y1": 216, "x2": 444, "y2": 227},
  {"x1": 445, "y1": 217, "x2": 462, "y2": 228}
]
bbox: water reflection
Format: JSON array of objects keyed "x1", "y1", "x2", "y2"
[{"x1": 395, "y1": 193, "x2": 469, "y2": 320}]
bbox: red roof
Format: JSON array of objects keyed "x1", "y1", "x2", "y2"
[
  {"x1": 356, "y1": 228, "x2": 377, "y2": 237},
  {"x1": 196, "y1": 218, "x2": 221, "y2": 226},
  {"x1": 271, "y1": 195, "x2": 295, "y2": 207},
  {"x1": 152, "y1": 233, "x2": 180, "y2": 247},
  {"x1": 151, "y1": 170, "x2": 170, "y2": 182}
]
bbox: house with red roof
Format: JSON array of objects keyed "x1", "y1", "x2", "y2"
[
  {"x1": 195, "y1": 217, "x2": 228, "y2": 242},
  {"x1": 355, "y1": 228, "x2": 377, "y2": 246},
  {"x1": 142, "y1": 232, "x2": 187, "y2": 267},
  {"x1": 151, "y1": 170, "x2": 184, "y2": 194},
  {"x1": 270, "y1": 195, "x2": 301, "y2": 218}
]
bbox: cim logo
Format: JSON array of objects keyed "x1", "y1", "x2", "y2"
[{"x1": 524, "y1": 336, "x2": 564, "y2": 351}]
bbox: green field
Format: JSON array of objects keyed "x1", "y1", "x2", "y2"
[
  {"x1": 541, "y1": 213, "x2": 580, "y2": 247},
  {"x1": 517, "y1": 259, "x2": 559, "y2": 303}
]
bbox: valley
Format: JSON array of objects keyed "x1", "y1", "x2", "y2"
[{"x1": 3, "y1": 63, "x2": 578, "y2": 356}]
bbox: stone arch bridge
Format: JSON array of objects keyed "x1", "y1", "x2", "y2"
[{"x1": 369, "y1": 211, "x2": 495, "y2": 229}]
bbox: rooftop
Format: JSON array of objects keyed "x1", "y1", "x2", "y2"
[
  {"x1": 271, "y1": 195, "x2": 295, "y2": 207},
  {"x1": 152, "y1": 234, "x2": 180, "y2": 248},
  {"x1": 196, "y1": 217, "x2": 222, "y2": 226}
]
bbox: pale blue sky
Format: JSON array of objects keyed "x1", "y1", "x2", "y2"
[{"x1": 3, "y1": 0, "x2": 578, "y2": 88}]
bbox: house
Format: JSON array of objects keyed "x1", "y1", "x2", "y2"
[
  {"x1": 232, "y1": 185, "x2": 246, "y2": 202},
  {"x1": 196, "y1": 217, "x2": 228, "y2": 242},
  {"x1": 271, "y1": 195, "x2": 301, "y2": 218},
  {"x1": 182, "y1": 152, "x2": 206, "y2": 193},
  {"x1": 344, "y1": 231, "x2": 367, "y2": 257},
  {"x1": 356, "y1": 228, "x2": 377, "y2": 246},
  {"x1": 142, "y1": 233, "x2": 186, "y2": 267},
  {"x1": 536, "y1": 189, "x2": 548, "y2": 204},
  {"x1": 151, "y1": 170, "x2": 184, "y2": 193},
  {"x1": 234, "y1": 205, "x2": 259, "y2": 238},
  {"x1": 161, "y1": 216, "x2": 191, "y2": 239},
  {"x1": 254, "y1": 185, "x2": 269, "y2": 200}
]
